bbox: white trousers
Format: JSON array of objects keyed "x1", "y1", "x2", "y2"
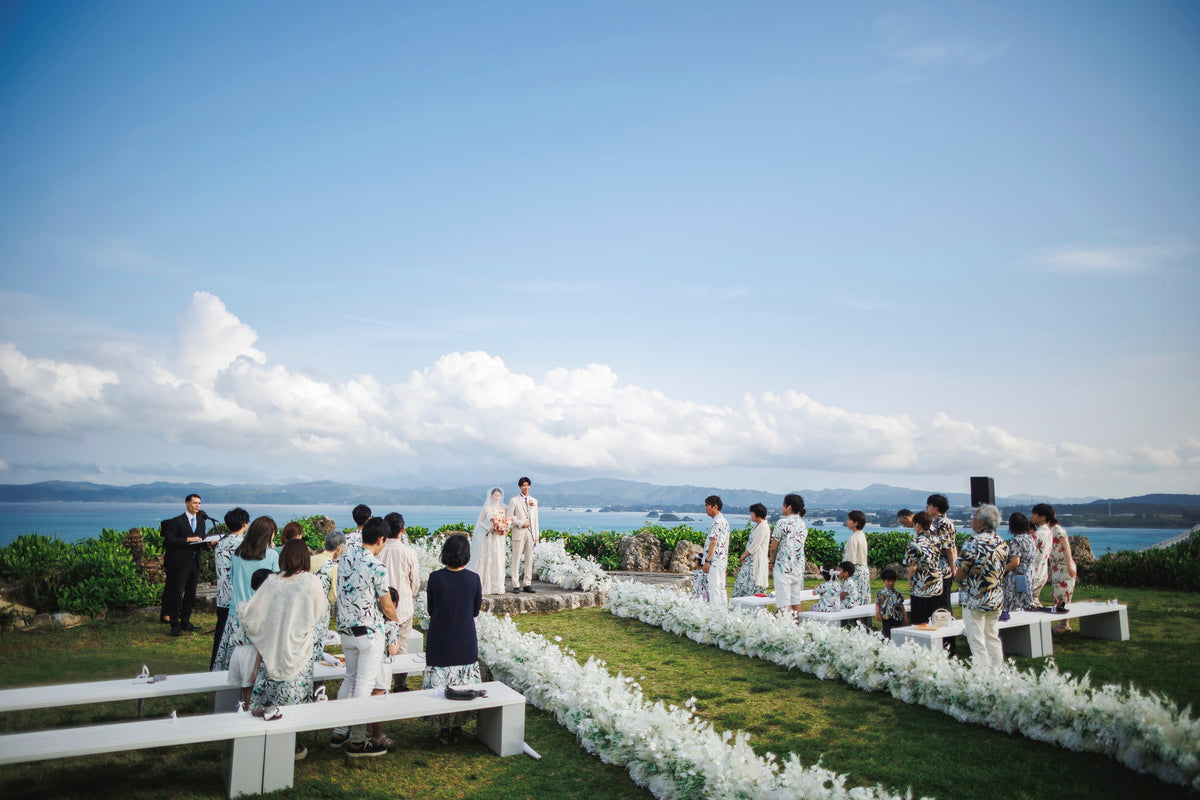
[
  {"x1": 337, "y1": 631, "x2": 384, "y2": 742},
  {"x1": 774, "y1": 568, "x2": 806, "y2": 609},
  {"x1": 707, "y1": 560, "x2": 727, "y2": 605},
  {"x1": 510, "y1": 530, "x2": 536, "y2": 587},
  {"x1": 962, "y1": 607, "x2": 1003, "y2": 670}
]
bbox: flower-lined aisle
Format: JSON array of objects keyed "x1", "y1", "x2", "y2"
[
  {"x1": 607, "y1": 581, "x2": 1200, "y2": 790},
  {"x1": 532, "y1": 538, "x2": 612, "y2": 592},
  {"x1": 477, "y1": 613, "x2": 927, "y2": 800}
]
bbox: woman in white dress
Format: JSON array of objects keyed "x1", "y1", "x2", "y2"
[
  {"x1": 732, "y1": 503, "x2": 771, "y2": 597},
  {"x1": 468, "y1": 488, "x2": 508, "y2": 595}
]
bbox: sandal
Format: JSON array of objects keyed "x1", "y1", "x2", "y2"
[
  {"x1": 372, "y1": 735, "x2": 396, "y2": 749},
  {"x1": 1051, "y1": 623, "x2": 1070, "y2": 634}
]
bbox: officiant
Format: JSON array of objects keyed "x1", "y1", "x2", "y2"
[{"x1": 161, "y1": 493, "x2": 212, "y2": 637}]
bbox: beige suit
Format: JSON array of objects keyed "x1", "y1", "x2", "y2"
[{"x1": 507, "y1": 493, "x2": 540, "y2": 588}]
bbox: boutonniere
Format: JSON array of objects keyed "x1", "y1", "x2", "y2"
[{"x1": 528, "y1": 498, "x2": 537, "y2": 507}]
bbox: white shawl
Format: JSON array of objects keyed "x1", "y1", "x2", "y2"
[
  {"x1": 240, "y1": 572, "x2": 329, "y2": 682},
  {"x1": 746, "y1": 520, "x2": 771, "y2": 588}
]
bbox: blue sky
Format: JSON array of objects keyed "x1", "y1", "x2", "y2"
[{"x1": 0, "y1": 1, "x2": 1197, "y2": 498}]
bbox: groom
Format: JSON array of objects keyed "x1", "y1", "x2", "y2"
[{"x1": 507, "y1": 477, "x2": 539, "y2": 593}]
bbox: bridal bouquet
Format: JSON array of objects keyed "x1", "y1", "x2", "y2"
[{"x1": 491, "y1": 510, "x2": 511, "y2": 536}]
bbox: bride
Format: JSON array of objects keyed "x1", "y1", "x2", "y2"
[{"x1": 469, "y1": 487, "x2": 509, "y2": 595}]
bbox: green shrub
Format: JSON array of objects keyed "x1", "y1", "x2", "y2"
[
  {"x1": 434, "y1": 522, "x2": 473, "y2": 536},
  {"x1": 56, "y1": 538, "x2": 160, "y2": 616},
  {"x1": 290, "y1": 515, "x2": 333, "y2": 551},
  {"x1": 804, "y1": 528, "x2": 840, "y2": 566},
  {"x1": 407, "y1": 526, "x2": 431, "y2": 540},
  {"x1": 1093, "y1": 532, "x2": 1200, "y2": 591},
  {"x1": 867, "y1": 531, "x2": 912, "y2": 567}
]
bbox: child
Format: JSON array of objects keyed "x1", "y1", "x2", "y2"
[
  {"x1": 837, "y1": 561, "x2": 857, "y2": 607},
  {"x1": 875, "y1": 568, "x2": 908, "y2": 639},
  {"x1": 690, "y1": 552, "x2": 709, "y2": 603},
  {"x1": 812, "y1": 563, "x2": 846, "y2": 612}
]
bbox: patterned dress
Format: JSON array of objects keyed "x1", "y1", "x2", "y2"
[
  {"x1": 1003, "y1": 533, "x2": 1038, "y2": 612},
  {"x1": 690, "y1": 567, "x2": 709, "y2": 602},
  {"x1": 213, "y1": 534, "x2": 240, "y2": 610},
  {"x1": 731, "y1": 554, "x2": 766, "y2": 598},
  {"x1": 213, "y1": 611, "x2": 248, "y2": 673},
  {"x1": 422, "y1": 663, "x2": 483, "y2": 728},
  {"x1": 843, "y1": 530, "x2": 870, "y2": 606},
  {"x1": 1048, "y1": 524, "x2": 1076, "y2": 605},
  {"x1": 250, "y1": 617, "x2": 326, "y2": 709},
  {"x1": 811, "y1": 579, "x2": 846, "y2": 612}
]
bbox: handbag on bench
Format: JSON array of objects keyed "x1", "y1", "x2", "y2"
[{"x1": 445, "y1": 686, "x2": 488, "y2": 701}]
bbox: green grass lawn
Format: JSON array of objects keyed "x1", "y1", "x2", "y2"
[{"x1": 1, "y1": 578, "x2": 1196, "y2": 800}]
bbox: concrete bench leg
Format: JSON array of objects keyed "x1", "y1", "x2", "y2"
[
  {"x1": 476, "y1": 702, "x2": 525, "y2": 757},
  {"x1": 262, "y1": 731, "x2": 298, "y2": 793},
  {"x1": 224, "y1": 735, "x2": 266, "y2": 799},
  {"x1": 214, "y1": 686, "x2": 240, "y2": 714},
  {"x1": 1079, "y1": 608, "x2": 1130, "y2": 641},
  {"x1": 1000, "y1": 624, "x2": 1045, "y2": 658}
]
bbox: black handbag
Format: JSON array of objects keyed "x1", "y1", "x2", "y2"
[{"x1": 445, "y1": 685, "x2": 488, "y2": 701}]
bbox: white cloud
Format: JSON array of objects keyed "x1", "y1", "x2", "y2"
[
  {"x1": 872, "y1": 15, "x2": 1007, "y2": 84},
  {"x1": 1035, "y1": 240, "x2": 1193, "y2": 274},
  {"x1": 0, "y1": 292, "x2": 1195, "y2": 492}
]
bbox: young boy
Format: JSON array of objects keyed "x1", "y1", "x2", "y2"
[
  {"x1": 875, "y1": 568, "x2": 909, "y2": 639},
  {"x1": 836, "y1": 561, "x2": 857, "y2": 608}
]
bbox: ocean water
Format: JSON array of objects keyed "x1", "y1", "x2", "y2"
[{"x1": 0, "y1": 502, "x2": 1185, "y2": 554}]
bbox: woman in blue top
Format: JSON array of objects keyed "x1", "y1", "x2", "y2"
[
  {"x1": 213, "y1": 516, "x2": 279, "y2": 671},
  {"x1": 422, "y1": 533, "x2": 483, "y2": 745}
]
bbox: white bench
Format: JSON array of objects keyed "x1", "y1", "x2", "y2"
[
  {"x1": 889, "y1": 602, "x2": 1128, "y2": 658},
  {"x1": 890, "y1": 609, "x2": 1054, "y2": 657},
  {"x1": 0, "y1": 649, "x2": 427, "y2": 715},
  {"x1": 0, "y1": 680, "x2": 526, "y2": 799},
  {"x1": 796, "y1": 593, "x2": 961, "y2": 628},
  {"x1": 729, "y1": 590, "x2": 817, "y2": 611}
]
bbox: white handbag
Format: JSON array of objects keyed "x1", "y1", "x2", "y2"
[{"x1": 929, "y1": 608, "x2": 954, "y2": 629}]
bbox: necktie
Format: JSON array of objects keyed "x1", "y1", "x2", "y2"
[{"x1": 189, "y1": 515, "x2": 196, "y2": 533}]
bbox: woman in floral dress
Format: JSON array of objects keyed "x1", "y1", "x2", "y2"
[
  {"x1": 241, "y1": 540, "x2": 329, "y2": 759},
  {"x1": 732, "y1": 503, "x2": 771, "y2": 597},
  {"x1": 1001, "y1": 513, "x2": 1038, "y2": 618},
  {"x1": 1033, "y1": 503, "x2": 1077, "y2": 632},
  {"x1": 842, "y1": 510, "x2": 871, "y2": 606},
  {"x1": 423, "y1": 533, "x2": 484, "y2": 744}
]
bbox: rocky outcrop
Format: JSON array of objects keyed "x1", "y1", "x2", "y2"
[
  {"x1": 1070, "y1": 535, "x2": 1097, "y2": 581},
  {"x1": 663, "y1": 540, "x2": 704, "y2": 574},
  {"x1": 618, "y1": 531, "x2": 662, "y2": 572}
]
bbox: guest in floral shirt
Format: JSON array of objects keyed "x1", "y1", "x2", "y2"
[
  {"x1": 210, "y1": 507, "x2": 248, "y2": 670},
  {"x1": 770, "y1": 493, "x2": 809, "y2": 617},
  {"x1": 875, "y1": 568, "x2": 908, "y2": 639},
  {"x1": 811, "y1": 564, "x2": 846, "y2": 612},
  {"x1": 331, "y1": 516, "x2": 398, "y2": 757},
  {"x1": 701, "y1": 495, "x2": 731, "y2": 606},
  {"x1": 904, "y1": 511, "x2": 943, "y2": 626},
  {"x1": 956, "y1": 504, "x2": 1009, "y2": 671}
]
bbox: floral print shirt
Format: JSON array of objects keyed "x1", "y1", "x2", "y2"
[
  {"x1": 958, "y1": 530, "x2": 1009, "y2": 612},
  {"x1": 876, "y1": 586, "x2": 905, "y2": 622},
  {"x1": 315, "y1": 557, "x2": 336, "y2": 597},
  {"x1": 930, "y1": 515, "x2": 957, "y2": 578},
  {"x1": 771, "y1": 515, "x2": 809, "y2": 576},
  {"x1": 904, "y1": 535, "x2": 944, "y2": 598},
  {"x1": 705, "y1": 513, "x2": 731, "y2": 566},
  {"x1": 214, "y1": 534, "x2": 241, "y2": 609},
  {"x1": 344, "y1": 528, "x2": 363, "y2": 550},
  {"x1": 812, "y1": 579, "x2": 846, "y2": 612},
  {"x1": 335, "y1": 547, "x2": 388, "y2": 636}
]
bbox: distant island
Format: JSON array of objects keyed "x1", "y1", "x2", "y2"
[{"x1": 0, "y1": 479, "x2": 1196, "y2": 529}]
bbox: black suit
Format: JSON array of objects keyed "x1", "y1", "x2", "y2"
[{"x1": 161, "y1": 513, "x2": 205, "y2": 630}]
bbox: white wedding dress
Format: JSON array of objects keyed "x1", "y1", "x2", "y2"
[{"x1": 469, "y1": 489, "x2": 508, "y2": 595}]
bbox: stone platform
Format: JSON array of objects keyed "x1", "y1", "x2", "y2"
[{"x1": 482, "y1": 572, "x2": 690, "y2": 615}]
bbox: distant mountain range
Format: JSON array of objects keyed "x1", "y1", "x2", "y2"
[{"x1": 1, "y1": 478, "x2": 1195, "y2": 512}]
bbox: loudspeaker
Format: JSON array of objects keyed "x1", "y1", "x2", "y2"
[{"x1": 970, "y1": 476, "x2": 995, "y2": 507}]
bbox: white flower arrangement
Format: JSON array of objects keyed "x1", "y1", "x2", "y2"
[
  {"x1": 532, "y1": 538, "x2": 612, "y2": 593},
  {"x1": 477, "y1": 612, "x2": 926, "y2": 800},
  {"x1": 606, "y1": 581, "x2": 1200, "y2": 791}
]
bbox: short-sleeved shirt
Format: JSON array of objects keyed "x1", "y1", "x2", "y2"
[
  {"x1": 214, "y1": 534, "x2": 241, "y2": 609},
  {"x1": 876, "y1": 586, "x2": 905, "y2": 621},
  {"x1": 772, "y1": 515, "x2": 809, "y2": 575},
  {"x1": 930, "y1": 515, "x2": 957, "y2": 578},
  {"x1": 344, "y1": 528, "x2": 363, "y2": 550},
  {"x1": 336, "y1": 547, "x2": 389, "y2": 636},
  {"x1": 705, "y1": 513, "x2": 731, "y2": 566},
  {"x1": 314, "y1": 557, "x2": 336, "y2": 601},
  {"x1": 958, "y1": 531, "x2": 1009, "y2": 612},
  {"x1": 904, "y1": 535, "x2": 944, "y2": 598}
]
